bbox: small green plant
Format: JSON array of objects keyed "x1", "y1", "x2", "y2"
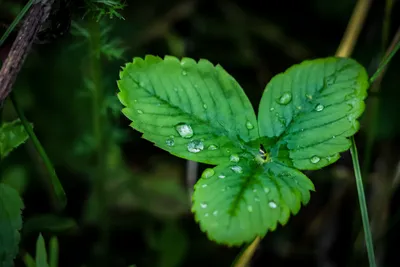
[{"x1": 117, "y1": 55, "x2": 369, "y2": 245}]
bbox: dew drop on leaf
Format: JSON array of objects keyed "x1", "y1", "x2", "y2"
[
  {"x1": 252, "y1": 189, "x2": 257, "y2": 192},
  {"x1": 208, "y1": 144, "x2": 218, "y2": 150},
  {"x1": 315, "y1": 104, "x2": 324, "y2": 112},
  {"x1": 137, "y1": 109, "x2": 143, "y2": 114},
  {"x1": 230, "y1": 166, "x2": 243, "y2": 173},
  {"x1": 187, "y1": 140, "x2": 204, "y2": 153},
  {"x1": 268, "y1": 201, "x2": 277, "y2": 209},
  {"x1": 310, "y1": 155, "x2": 320, "y2": 163},
  {"x1": 202, "y1": 184, "x2": 207, "y2": 188},
  {"x1": 230, "y1": 154, "x2": 240, "y2": 163},
  {"x1": 218, "y1": 174, "x2": 225, "y2": 179},
  {"x1": 213, "y1": 210, "x2": 218, "y2": 216},
  {"x1": 202, "y1": 168, "x2": 215, "y2": 178},
  {"x1": 200, "y1": 202, "x2": 207, "y2": 208},
  {"x1": 247, "y1": 205, "x2": 253, "y2": 212},
  {"x1": 173, "y1": 87, "x2": 178, "y2": 92},
  {"x1": 270, "y1": 107, "x2": 275, "y2": 111},
  {"x1": 182, "y1": 71, "x2": 187, "y2": 76},
  {"x1": 332, "y1": 135, "x2": 336, "y2": 139},
  {"x1": 246, "y1": 121, "x2": 254, "y2": 129},
  {"x1": 139, "y1": 81, "x2": 146, "y2": 87},
  {"x1": 165, "y1": 137, "x2": 174, "y2": 147},
  {"x1": 264, "y1": 187, "x2": 270, "y2": 194},
  {"x1": 203, "y1": 103, "x2": 208, "y2": 109},
  {"x1": 176, "y1": 123, "x2": 193, "y2": 138},
  {"x1": 255, "y1": 197, "x2": 260, "y2": 202},
  {"x1": 305, "y1": 94, "x2": 313, "y2": 100},
  {"x1": 205, "y1": 213, "x2": 209, "y2": 217},
  {"x1": 278, "y1": 92, "x2": 292, "y2": 105}
]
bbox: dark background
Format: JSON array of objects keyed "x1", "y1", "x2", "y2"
[{"x1": 1, "y1": 0, "x2": 400, "y2": 266}]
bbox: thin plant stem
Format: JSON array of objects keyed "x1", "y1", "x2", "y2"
[
  {"x1": 350, "y1": 136, "x2": 377, "y2": 267},
  {"x1": 335, "y1": 0, "x2": 372, "y2": 57},
  {"x1": 0, "y1": 0, "x2": 35, "y2": 46},
  {"x1": 10, "y1": 92, "x2": 67, "y2": 210},
  {"x1": 88, "y1": 19, "x2": 109, "y2": 265},
  {"x1": 370, "y1": 32, "x2": 400, "y2": 83},
  {"x1": 334, "y1": 0, "x2": 376, "y2": 266},
  {"x1": 231, "y1": 237, "x2": 260, "y2": 267}
]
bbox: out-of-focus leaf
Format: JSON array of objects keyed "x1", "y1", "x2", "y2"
[
  {"x1": 23, "y1": 214, "x2": 78, "y2": 234},
  {"x1": 0, "y1": 183, "x2": 24, "y2": 267},
  {"x1": 0, "y1": 119, "x2": 30, "y2": 159}
]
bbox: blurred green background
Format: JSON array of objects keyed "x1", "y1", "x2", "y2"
[{"x1": 1, "y1": 0, "x2": 400, "y2": 266}]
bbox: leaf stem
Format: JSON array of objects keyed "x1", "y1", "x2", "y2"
[
  {"x1": 350, "y1": 137, "x2": 377, "y2": 267},
  {"x1": 334, "y1": 0, "x2": 376, "y2": 265},
  {"x1": 10, "y1": 92, "x2": 67, "y2": 210},
  {"x1": 0, "y1": 0, "x2": 35, "y2": 47},
  {"x1": 231, "y1": 237, "x2": 260, "y2": 267}
]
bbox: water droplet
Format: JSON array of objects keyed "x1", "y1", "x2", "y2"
[
  {"x1": 133, "y1": 99, "x2": 138, "y2": 103},
  {"x1": 230, "y1": 154, "x2": 240, "y2": 163},
  {"x1": 278, "y1": 92, "x2": 292, "y2": 105},
  {"x1": 246, "y1": 121, "x2": 254, "y2": 129},
  {"x1": 305, "y1": 94, "x2": 313, "y2": 100},
  {"x1": 270, "y1": 107, "x2": 275, "y2": 111},
  {"x1": 255, "y1": 197, "x2": 260, "y2": 202},
  {"x1": 137, "y1": 109, "x2": 143, "y2": 114},
  {"x1": 332, "y1": 135, "x2": 336, "y2": 139},
  {"x1": 187, "y1": 140, "x2": 204, "y2": 153},
  {"x1": 310, "y1": 156, "x2": 320, "y2": 164},
  {"x1": 231, "y1": 166, "x2": 243, "y2": 173},
  {"x1": 202, "y1": 184, "x2": 207, "y2": 188},
  {"x1": 202, "y1": 168, "x2": 215, "y2": 178},
  {"x1": 182, "y1": 71, "x2": 187, "y2": 76},
  {"x1": 247, "y1": 205, "x2": 253, "y2": 212},
  {"x1": 208, "y1": 145, "x2": 218, "y2": 150},
  {"x1": 296, "y1": 106, "x2": 302, "y2": 110},
  {"x1": 139, "y1": 81, "x2": 146, "y2": 87},
  {"x1": 213, "y1": 210, "x2": 218, "y2": 216},
  {"x1": 176, "y1": 123, "x2": 193, "y2": 138},
  {"x1": 203, "y1": 104, "x2": 208, "y2": 109},
  {"x1": 300, "y1": 128, "x2": 304, "y2": 132},
  {"x1": 315, "y1": 104, "x2": 324, "y2": 112},
  {"x1": 200, "y1": 202, "x2": 207, "y2": 208},
  {"x1": 173, "y1": 87, "x2": 178, "y2": 92},
  {"x1": 253, "y1": 189, "x2": 257, "y2": 192},
  {"x1": 269, "y1": 201, "x2": 277, "y2": 209},
  {"x1": 264, "y1": 187, "x2": 270, "y2": 194},
  {"x1": 218, "y1": 174, "x2": 226, "y2": 179},
  {"x1": 165, "y1": 137, "x2": 175, "y2": 147}
]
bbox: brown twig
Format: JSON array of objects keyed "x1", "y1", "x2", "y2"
[{"x1": 0, "y1": 2, "x2": 47, "y2": 103}]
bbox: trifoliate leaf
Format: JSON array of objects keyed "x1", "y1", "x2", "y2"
[
  {"x1": 0, "y1": 183, "x2": 24, "y2": 267},
  {"x1": 192, "y1": 158, "x2": 314, "y2": 245},
  {"x1": 117, "y1": 55, "x2": 369, "y2": 246},
  {"x1": 0, "y1": 119, "x2": 30, "y2": 159},
  {"x1": 258, "y1": 57, "x2": 369, "y2": 170},
  {"x1": 117, "y1": 55, "x2": 259, "y2": 165}
]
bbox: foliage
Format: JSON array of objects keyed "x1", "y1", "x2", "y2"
[
  {"x1": 0, "y1": 183, "x2": 24, "y2": 267},
  {"x1": 117, "y1": 55, "x2": 369, "y2": 245}
]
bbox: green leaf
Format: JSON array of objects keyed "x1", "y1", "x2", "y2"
[
  {"x1": 35, "y1": 234, "x2": 49, "y2": 267},
  {"x1": 117, "y1": 56, "x2": 369, "y2": 246},
  {"x1": 0, "y1": 183, "x2": 24, "y2": 267},
  {"x1": 49, "y1": 236, "x2": 59, "y2": 267},
  {"x1": 0, "y1": 119, "x2": 30, "y2": 159},
  {"x1": 258, "y1": 57, "x2": 369, "y2": 170},
  {"x1": 117, "y1": 55, "x2": 259, "y2": 165},
  {"x1": 192, "y1": 158, "x2": 314, "y2": 245}
]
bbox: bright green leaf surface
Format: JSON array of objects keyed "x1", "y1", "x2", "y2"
[
  {"x1": 117, "y1": 55, "x2": 259, "y2": 165},
  {"x1": 192, "y1": 159, "x2": 314, "y2": 245},
  {"x1": 117, "y1": 56, "x2": 368, "y2": 246},
  {"x1": 0, "y1": 119, "x2": 30, "y2": 159},
  {"x1": 0, "y1": 183, "x2": 24, "y2": 267},
  {"x1": 258, "y1": 57, "x2": 369, "y2": 170}
]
